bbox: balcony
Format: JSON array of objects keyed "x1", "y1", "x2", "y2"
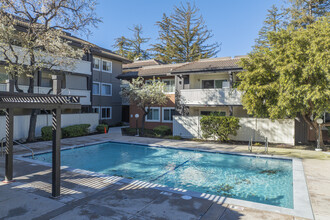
[
  {"x1": 180, "y1": 88, "x2": 242, "y2": 106},
  {"x1": 0, "y1": 45, "x2": 91, "y2": 75},
  {"x1": 0, "y1": 84, "x2": 91, "y2": 105}
]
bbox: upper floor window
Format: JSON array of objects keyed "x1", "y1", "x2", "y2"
[
  {"x1": 202, "y1": 80, "x2": 229, "y2": 89},
  {"x1": 92, "y1": 82, "x2": 100, "y2": 95},
  {"x1": 102, "y1": 60, "x2": 112, "y2": 73},
  {"x1": 163, "y1": 79, "x2": 175, "y2": 93},
  {"x1": 101, "y1": 83, "x2": 112, "y2": 96},
  {"x1": 93, "y1": 58, "x2": 101, "y2": 70}
]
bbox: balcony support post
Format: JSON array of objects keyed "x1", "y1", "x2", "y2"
[{"x1": 229, "y1": 71, "x2": 233, "y2": 88}]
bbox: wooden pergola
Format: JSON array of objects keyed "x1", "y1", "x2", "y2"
[{"x1": 0, "y1": 76, "x2": 81, "y2": 197}]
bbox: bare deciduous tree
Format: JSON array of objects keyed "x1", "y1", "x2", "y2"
[{"x1": 0, "y1": 0, "x2": 101, "y2": 141}]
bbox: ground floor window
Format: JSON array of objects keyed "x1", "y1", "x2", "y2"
[
  {"x1": 200, "y1": 111, "x2": 226, "y2": 116},
  {"x1": 101, "y1": 107, "x2": 112, "y2": 119},
  {"x1": 146, "y1": 107, "x2": 160, "y2": 122},
  {"x1": 162, "y1": 107, "x2": 175, "y2": 122}
]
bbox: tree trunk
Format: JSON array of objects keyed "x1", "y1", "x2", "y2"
[
  {"x1": 27, "y1": 77, "x2": 38, "y2": 142},
  {"x1": 27, "y1": 109, "x2": 39, "y2": 142},
  {"x1": 316, "y1": 124, "x2": 324, "y2": 148},
  {"x1": 141, "y1": 113, "x2": 147, "y2": 136},
  {"x1": 302, "y1": 114, "x2": 324, "y2": 147},
  {"x1": 13, "y1": 75, "x2": 23, "y2": 93}
]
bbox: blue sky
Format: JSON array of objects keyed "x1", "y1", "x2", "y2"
[{"x1": 87, "y1": 0, "x2": 281, "y2": 57}]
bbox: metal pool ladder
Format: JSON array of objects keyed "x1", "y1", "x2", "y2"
[{"x1": 1, "y1": 137, "x2": 35, "y2": 159}]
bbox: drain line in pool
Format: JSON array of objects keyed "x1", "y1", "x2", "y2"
[{"x1": 150, "y1": 159, "x2": 191, "y2": 182}]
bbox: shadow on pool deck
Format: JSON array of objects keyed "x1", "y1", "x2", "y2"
[{"x1": 0, "y1": 157, "x2": 297, "y2": 220}]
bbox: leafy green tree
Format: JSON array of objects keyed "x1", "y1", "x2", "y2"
[
  {"x1": 113, "y1": 25, "x2": 150, "y2": 60},
  {"x1": 152, "y1": 2, "x2": 220, "y2": 63},
  {"x1": 200, "y1": 115, "x2": 240, "y2": 142},
  {"x1": 238, "y1": 18, "x2": 330, "y2": 146},
  {"x1": 121, "y1": 77, "x2": 167, "y2": 135}
]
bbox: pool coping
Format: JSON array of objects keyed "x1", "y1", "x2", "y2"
[{"x1": 15, "y1": 140, "x2": 314, "y2": 220}]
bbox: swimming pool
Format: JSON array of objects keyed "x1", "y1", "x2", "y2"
[{"x1": 32, "y1": 141, "x2": 293, "y2": 208}]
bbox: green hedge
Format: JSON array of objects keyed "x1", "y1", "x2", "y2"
[
  {"x1": 41, "y1": 126, "x2": 53, "y2": 141},
  {"x1": 62, "y1": 124, "x2": 90, "y2": 138},
  {"x1": 200, "y1": 115, "x2": 240, "y2": 142},
  {"x1": 153, "y1": 125, "x2": 172, "y2": 136},
  {"x1": 41, "y1": 124, "x2": 90, "y2": 140},
  {"x1": 96, "y1": 124, "x2": 109, "y2": 133}
]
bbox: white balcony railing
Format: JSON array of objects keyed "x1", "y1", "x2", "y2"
[
  {"x1": 180, "y1": 88, "x2": 242, "y2": 106},
  {"x1": 0, "y1": 45, "x2": 91, "y2": 75},
  {"x1": 0, "y1": 84, "x2": 91, "y2": 105}
]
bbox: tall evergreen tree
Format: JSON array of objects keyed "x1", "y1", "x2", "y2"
[
  {"x1": 255, "y1": 5, "x2": 286, "y2": 47},
  {"x1": 151, "y1": 14, "x2": 175, "y2": 63},
  {"x1": 152, "y1": 2, "x2": 220, "y2": 63},
  {"x1": 113, "y1": 36, "x2": 132, "y2": 58},
  {"x1": 129, "y1": 25, "x2": 150, "y2": 60},
  {"x1": 287, "y1": 0, "x2": 329, "y2": 27},
  {"x1": 113, "y1": 25, "x2": 150, "y2": 60}
]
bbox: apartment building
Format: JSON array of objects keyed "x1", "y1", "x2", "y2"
[
  {"x1": 0, "y1": 30, "x2": 131, "y2": 126},
  {"x1": 90, "y1": 47, "x2": 131, "y2": 125},
  {"x1": 118, "y1": 56, "x2": 248, "y2": 130}
]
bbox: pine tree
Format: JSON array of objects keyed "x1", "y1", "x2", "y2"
[
  {"x1": 255, "y1": 5, "x2": 286, "y2": 47},
  {"x1": 113, "y1": 36, "x2": 132, "y2": 58},
  {"x1": 129, "y1": 25, "x2": 150, "y2": 60},
  {"x1": 151, "y1": 14, "x2": 175, "y2": 63},
  {"x1": 152, "y1": 2, "x2": 220, "y2": 63},
  {"x1": 287, "y1": 0, "x2": 329, "y2": 28},
  {"x1": 113, "y1": 25, "x2": 150, "y2": 60}
]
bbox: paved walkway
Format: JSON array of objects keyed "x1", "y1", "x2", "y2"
[{"x1": 0, "y1": 132, "x2": 329, "y2": 219}]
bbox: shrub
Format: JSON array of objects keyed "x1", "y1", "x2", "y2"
[
  {"x1": 153, "y1": 125, "x2": 172, "y2": 136},
  {"x1": 62, "y1": 124, "x2": 90, "y2": 138},
  {"x1": 41, "y1": 126, "x2": 53, "y2": 141},
  {"x1": 200, "y1": 116, "x2": 240, "y2": 142},
  {"x1": 164, "y1": 135, "x2": 182, "y2": 140},
  {"x1": 96, "y1": 124, "x2": 109, "y2": 133}
]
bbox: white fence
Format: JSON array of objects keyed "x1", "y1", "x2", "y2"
[
  {"x1": 173, "y1": 116, "x2": 295, "y2": 145},
  {"x1": 0, "y1": 113, "x2": 99, "y2": 140}
]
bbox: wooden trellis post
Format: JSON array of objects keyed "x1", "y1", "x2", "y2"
[
  {"x1": 52, "y1": 75, "x2": 62, "y2": 197},
  {"x1": 4, "y1": 80, "x2": 14, "y2": 182}
]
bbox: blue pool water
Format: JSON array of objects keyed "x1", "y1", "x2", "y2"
[{"x1": 32, "y1": 142, "x2": 293, "y2": 208}]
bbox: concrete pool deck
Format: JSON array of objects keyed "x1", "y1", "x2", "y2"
[{"x1": 1, "y1": 130, "x2": 330, "y2": 219}]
